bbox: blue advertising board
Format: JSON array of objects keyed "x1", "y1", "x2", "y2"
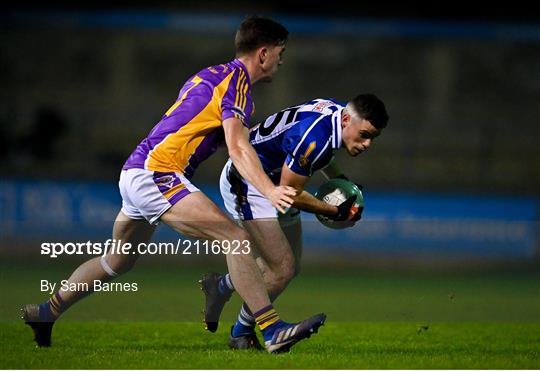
[{"x1": 1, "y1": 180, "x2": 537, "y2": 259}]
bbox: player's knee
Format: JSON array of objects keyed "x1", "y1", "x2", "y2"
[{"x1": 229, "y1": 228, "x2": 251, "y2": 246}]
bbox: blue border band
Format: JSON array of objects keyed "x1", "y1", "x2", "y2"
[{"x1": 3, "y1": 11, "x2": 540, "y2": 42}]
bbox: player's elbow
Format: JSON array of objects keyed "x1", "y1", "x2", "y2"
[{"x1": 227, "y1": 145, "x2": 245, "y2": 162}]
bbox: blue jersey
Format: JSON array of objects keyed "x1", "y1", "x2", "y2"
[{"x1": 249, "y1": 98, "x2": 345, "y2": 182}]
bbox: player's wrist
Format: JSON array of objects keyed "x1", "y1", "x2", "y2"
[
  {"x1": 263, "y1": 184, "x2": 277, "y2": 196},
  {"x1": 315, "y1": 204, "x2": 338, "y2": 217}
]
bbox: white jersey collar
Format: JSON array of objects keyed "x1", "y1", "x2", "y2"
[{"x1": 331, "y1": 107, "x2": 344, "y2": 149}]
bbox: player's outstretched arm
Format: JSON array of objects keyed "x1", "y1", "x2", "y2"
[
  {"x1": 280, "y1": 164, "x2": 337, "y2": 216},
  {"x1": 223, "y1": 117, "x2": 296, "y2": 214}
]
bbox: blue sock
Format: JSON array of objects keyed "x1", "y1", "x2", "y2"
[
  {"x1": 38, "y1": 302, "x2": 56, "y2": 322},
  {"x1": 261, "y1": 320, "x2": 287, "y2": 342},
  {"x1": 38, "y1": 292, "x2": 65, "y2": 322},
  {"x1": 232, "y1": 320, "x2": 255, "y2": 337},
  {"x1": 231, "y1": 303, "x2": 255, "y2": 337},
  {"x1": 217, "y1": 273, "x2": 234, "y2": 297}
]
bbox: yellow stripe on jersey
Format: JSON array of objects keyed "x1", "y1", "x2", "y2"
[
  {"x1": 145, "y1": 70, "x2": 237, "y2": 173},
  {"x1": 164, "y1": 76, "x2": 203, "y2": 117},
  {"x1": 240, "y1": 80, "x2": 249, "y2": 111},
  {"x1": 234, "y1": 70, "x2": 246, "y2": 108}
]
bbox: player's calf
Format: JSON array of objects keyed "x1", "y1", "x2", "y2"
[{"x1": 261, "y1": 262, "x2": 295, "y2": 296}]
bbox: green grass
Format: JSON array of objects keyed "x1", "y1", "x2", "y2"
[
  {"x1": 1, "y1": 322, "x2": 539, "y2": 369},
  {"x1": 1, "y1": 262, "x2": 539, "y2": 368},
  {"x1": 2, "y1": 263, "x2": 539, "y2": 322}
]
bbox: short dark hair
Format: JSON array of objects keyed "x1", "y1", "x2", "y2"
[
  {"x1": 349, "y1": 94, "x2": 389, "y2": 129},
  {"x1": 235, "y1": 16, "x2": 289, "y2": 56}
]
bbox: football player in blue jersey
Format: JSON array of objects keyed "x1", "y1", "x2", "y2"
[
  {"x1": 22, "y1": 16, "x2": 326, "y2": 354},
  {"x1": 201, "y1": 94, "x2": 389, "y2": 350}
]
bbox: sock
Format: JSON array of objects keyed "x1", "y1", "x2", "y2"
[
  {"x1": 217, "y1": 273, "x2": 234, "y2": 297},
  {"x1": 254, "y1": 305, "x2": 284, "y2": 341},
  {"x1": 231, "y1": 302, "x2": 256, "y2": 337},
  {"x1": 38, "y1": 292, "x2": 67, "y2": 322}
]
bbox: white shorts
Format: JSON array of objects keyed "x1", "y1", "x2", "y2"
[
  {"x1": 219, "y1": 159, "x2": 300, "y2": 224},
  {"x1": 119, "y1": 168, "x2": 200, "y2": 225}
]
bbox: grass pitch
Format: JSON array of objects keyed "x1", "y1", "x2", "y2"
[
  {"x1": 1, "y1": 322, "x2": 539, "y2": 369},
  {"x1": 0, "y1": 262, "x2": 539, "y2": 368}
]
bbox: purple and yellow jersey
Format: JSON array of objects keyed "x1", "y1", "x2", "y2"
[{"x1": 123, "y1": 59, "x2": 254, "y2": 178}]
